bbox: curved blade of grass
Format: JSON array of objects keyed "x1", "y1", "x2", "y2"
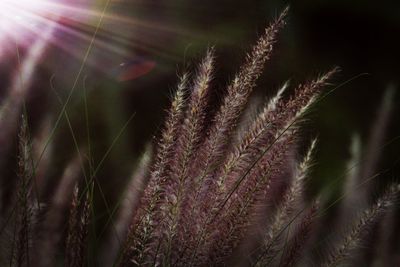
[{"x1": 34, "y1": 0, "x2": 112, "y2": 172}]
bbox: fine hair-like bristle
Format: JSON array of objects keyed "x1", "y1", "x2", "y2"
[
  {"x1": 12, "y1": 115, "x2": 34, "y2": 267},
  {"x1": 65, "y1": 184, "x2": 91, "y2": 267},
  {"x1": 279, "y1": 201, "x2": 319, "y2": 267},
  {"x1": 322, "y1": 184, "x2": 399, "y2": 267},
  {"x1": 119, "y1": 71, "x2": 190, "y2": 266}
]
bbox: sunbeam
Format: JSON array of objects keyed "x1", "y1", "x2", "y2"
[
  {"x1": 0, "y1": 0, "x2": 59, "y2": 39},
  {"x1": 0, "y1": 0, "x2": 194, "y2": 83}
]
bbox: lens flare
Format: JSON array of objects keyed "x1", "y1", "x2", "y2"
[
  {"x1": 0, "y1": 0, "x2": 56, "y2": 36},
  {"x1": 0, "y1": 0, "x2": 62, "y2": 58},
  {"x1": 0, "y1": 0, "x2": 188, "y2": 81}
]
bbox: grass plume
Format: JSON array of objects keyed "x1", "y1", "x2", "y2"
[{"x1": 0, "y1": 6, "x2": 398, "y2": 267}]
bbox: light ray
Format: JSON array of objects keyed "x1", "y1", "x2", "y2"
[{"x1": 0, "y1": 0, "x2": 201, "y2": 82}]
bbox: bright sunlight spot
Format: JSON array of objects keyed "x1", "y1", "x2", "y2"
[{"x1": 0, "y1": 0, "x2": 59, "y2": 42}]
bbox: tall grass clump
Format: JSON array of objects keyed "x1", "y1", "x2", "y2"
[{"x1": 0, "y1": 7, "x2": 398, "y2": 267}]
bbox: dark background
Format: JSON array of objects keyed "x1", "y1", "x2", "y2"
[{"x1": 95, "y1": 0, "x2": 400, "y2": 194}]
